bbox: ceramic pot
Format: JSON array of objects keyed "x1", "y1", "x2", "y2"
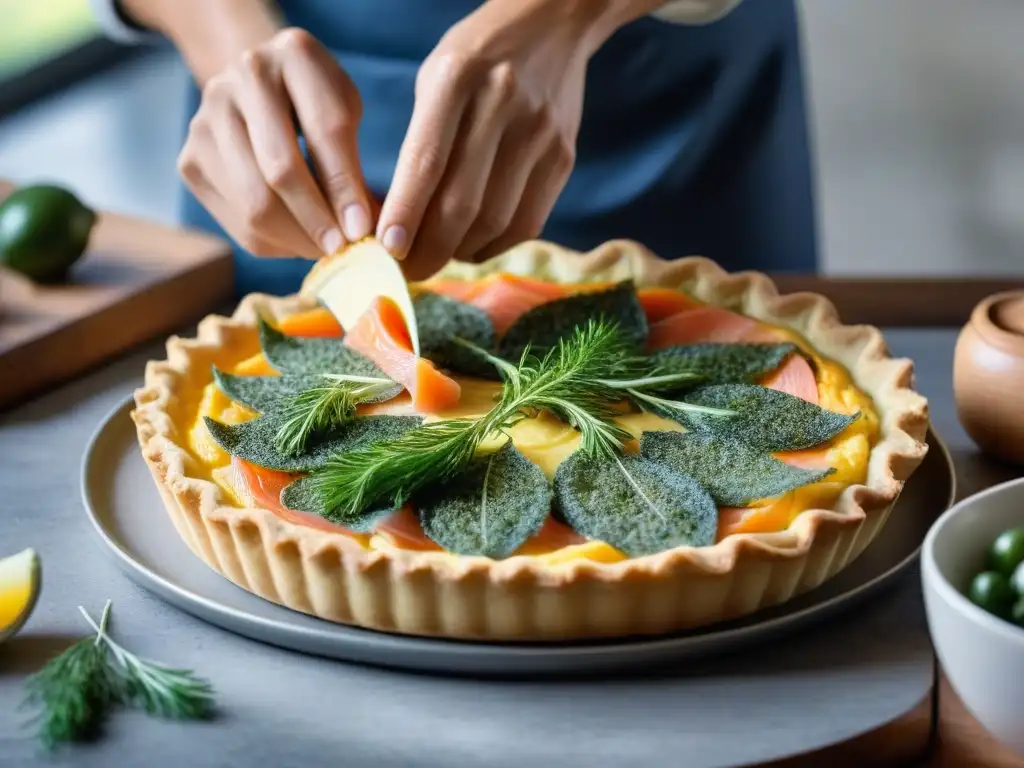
[{"x1": 954, "y1": 291, "x2": 1024, "y2": 464}]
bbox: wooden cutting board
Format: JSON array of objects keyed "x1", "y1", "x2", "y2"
[{"x1": 0, "y1": 180, "x2": 233, "y2": 410}]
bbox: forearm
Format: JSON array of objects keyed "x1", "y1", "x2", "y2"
[
  {"x1": 534, "y1": 0, "x2": 741, "y2": 56},
  {"x1": 120, "y1": 0, "x2": 283, "y2": 84}
]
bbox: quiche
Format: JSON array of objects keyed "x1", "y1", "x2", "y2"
[{"x1": 132, "y1": 240, "x2": 929, "y2": 641}]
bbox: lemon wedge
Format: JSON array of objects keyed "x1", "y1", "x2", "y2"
[{"x1": 0, "y1": 548, "x2": 41, "y2": 643}]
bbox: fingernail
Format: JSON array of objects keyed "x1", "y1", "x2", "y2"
[
  {"x1": 321, "y1": 228, "x2": 344, "y2": 256},
  {"x1": 342, "y1": 205, "x2": 370, "y2": 242},
  {"x1": 381, "y1": 225, "x2": 407, "y2": 258}
]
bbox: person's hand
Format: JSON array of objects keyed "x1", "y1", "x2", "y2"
[
  {"x1": 377, "y1": 0, "x2": 624, "y2": 279},
  {"x1": 178, "y1": 28, "x2": 375, "y2": 260}
]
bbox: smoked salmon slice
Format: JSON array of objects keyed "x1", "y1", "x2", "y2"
[
  {"x1": 637, "y1": 288, "x2": 699, "y2": 324},
  {"x1": 517, "y1": 517, "x2": 588, "y2": 553},
  {"x1": 717, "y1": 497, "x2": 794, "y2": 539},
  {"x1": 231, "y1": 457, "x2": 357, "y2": 534},
  {"x1": 419, "y1": 280, "x2": 483, "y2": 304},
  {"x1": 760, "y1": 354, "x2": 819, "y2": 404},
  {"x1": 375, "y1": 506, "x2": 443, "y2": 551},
  {"x1": 344, "y1": 295, "x2": 462, "y2": 412},
  {"x1": 465, "y1": 274, "x2": 569, "y2": 334},
  {"x1": 647, "y1": 306, "x2": 759, "y2": 349},
  {"x1": 277, "y1": 307, "x2": 343, "y2": 338}
]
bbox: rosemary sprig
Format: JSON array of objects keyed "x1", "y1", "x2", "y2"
[
  {"x1": 308, "y1": 320, "x2": 637, "y2": 520},
  {"x1": 22, "y1": 601, "x2": 214, "y2": 750},
  {"x1": 274, "y1": 374, "x2": 395, "y2": 456}
]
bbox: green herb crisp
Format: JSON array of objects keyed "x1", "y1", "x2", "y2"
[
  {"x1": 650, "y1": 343, "x2": 799, "y2": 388},
  {"x1": 257, "y1": 316, "x2": 384, "y2": 377},
  {"x1": 672, "y1": 383, "x2": 857, "y2": 452},
  {"x1": 212, "y1": 370, "x2": 327, "y2": 412},
  {"x1": 281, "y1": 476, "x2": 398, "y2": 531},
  {"x1": 640, "y1": 431, "x2": 834, "y2": 507},
  {"x1": 497, "y1": 281, "x2": 648, "y2": 357},
  {"x1": 419, "y1": 441, "x2": 552, "y2": 558},
  {"x1": 204, "y1": 414, "x2": 422, "y2": 472},
  {"x1": 414, "y1": 292, "x2": 498, "y2": 378},
  {"x1": 554, "y1": 451, "x2": 718, "y2": 556}
]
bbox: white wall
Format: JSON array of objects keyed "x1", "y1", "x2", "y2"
[{"x1": 801, "y1": 0, "x2": 1024, "y2": 275}]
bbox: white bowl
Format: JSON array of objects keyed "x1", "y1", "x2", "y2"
[{"x1": 922, "y1": 477, "x2": 1024, "y2": 755}]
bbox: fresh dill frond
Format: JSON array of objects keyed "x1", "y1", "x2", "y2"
[
  {"x1": 22, "y1": 601, "x2": 215, "y2": 750},
  {"x1": 273, "y1": 375, "x2": 395, "y2": 456},
  {"x1": 78, "y1": 605, "x2": 214, "y2": 721},
  {"x1": 22, "y1": 602, "x2": 120, "y2": 749}
]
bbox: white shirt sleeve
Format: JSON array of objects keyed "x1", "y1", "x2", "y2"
[
  {"x1": 88, "y1": 0, "x2": 157, "y2": 43},
  {"x1": 650, "y1": 0, "x2": 743, "y2": 25}
]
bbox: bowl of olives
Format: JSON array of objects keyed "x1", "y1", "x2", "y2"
[{"x1": 922, "y1": 477, "x2": 1024, "y2": 755}]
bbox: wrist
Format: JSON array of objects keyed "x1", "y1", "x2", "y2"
[
  {"x1": 128, "y1": 0, "x2": 283, "y2": 85},
  {"x1": 520, "y1": 0, "x2": 662, "y2": 54}
]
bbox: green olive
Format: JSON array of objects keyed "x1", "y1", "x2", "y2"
[
  {"x1": 968, "y1": 571, "x2": 1016, "y2": 620},
  {"x1": 988, "y1": 527, "x2": 1024, "y2": 576},
  {"x1": 1011, "y1": 560, "x2": 1024, "y2": 598},
  {"x1": 1013, "y1": 599, "x2": 1024, "y2": 628}
]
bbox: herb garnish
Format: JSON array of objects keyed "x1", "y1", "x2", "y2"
[
  {"x1": 554, "y1": 451, "x2": 719, "y2": 556},
  {"x1": 303, "y1": 321, "x2": 643, "y2": 523},
  {"x1": 23, "y1": 601, "x2": 213, "y2": 750},
  {"x1": 273, "y1": 374, "x2": 398, "y2": 456},
  {"x1": 419, "y1": 441, "x2": 552, "y2": 557}
]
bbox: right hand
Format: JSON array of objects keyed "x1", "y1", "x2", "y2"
[{"x1": 178, "y1": 28, "x2": 374, "y2": 260}]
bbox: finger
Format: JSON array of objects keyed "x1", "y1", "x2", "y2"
[
  {"x1": 234, "y1": 46, "x2": 345, "y2": 256},
  {"x1": 210, "y1": 104, "x2": 323, "y2": 260},
  {"x1": 472, "y1": 139, "x2": 574, "y2": 263},
  {"x1": 178, "y1": 122, "x2": 277, "y2": 255},
  {"x1": 182, "y1": 159, "x2": 291, "y2": 258},
  {"x1": 452, "y1": 108, "x2": 553, "y2": 263},
  {"x1": 402, "y1": 84, "x2": 512, "y2": 279},
  {"x1": 277, "y1": 31, "x2": 374, "y2": 243},
  {"x1": 377, "y1": 59, "x2": 469, "y2": 259}
]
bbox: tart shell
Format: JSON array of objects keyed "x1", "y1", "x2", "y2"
[{"x1": 132, "y1": 241, "x2": 929, "y2": 641}]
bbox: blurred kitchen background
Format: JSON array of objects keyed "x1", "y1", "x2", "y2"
[{"x1": 1, "y1": 0, "x2": 1022, "y2": 276}]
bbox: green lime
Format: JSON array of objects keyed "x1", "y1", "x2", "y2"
[
  {"x1": 1011, "y1": 560, "x2": 1024, "y2": 598},
  {"x1": 1013, "y1": 599, "x2": 1024, "y2": 628},
  {"x1": 967, "y1": 571, "x2": 1016, "y2": 619},
  {"x1": 988, "y1": 527, "x2": 1024, "y2": 576},
  {"x1": 0, "y1": 184, "x2": 96, "y2": 283}
]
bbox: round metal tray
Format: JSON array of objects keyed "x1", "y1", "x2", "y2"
[{"x1": 82, "y1": 398, "x2": 954, "y2": 676}]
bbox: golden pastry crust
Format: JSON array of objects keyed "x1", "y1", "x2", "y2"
[{"x1": 131, "y1": 240, "x2": 929, "y2": 640}]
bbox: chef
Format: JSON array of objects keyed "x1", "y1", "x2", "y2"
[{"x1": 89, "y1": 0, "x2": 817, "y2": 296}]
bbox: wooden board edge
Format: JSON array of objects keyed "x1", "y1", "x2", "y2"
[{"x1": 0, "y1": 256, "x2": 232, "y2": 411}]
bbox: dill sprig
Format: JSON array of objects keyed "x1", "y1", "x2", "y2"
[
  {"x1": 307, "y1": 320, "x2": 639, "y2": 521},
  {"x1": 22, "y1": 601, "x2": 214, "y2": 750},
  {"x1": 274, "y1": 374, "x2": 395, "y2": 456},
  {"x1": 22, "y1": 602, "x2": 121, "y2": 749},
  {"x1": 77, "y1": 604, "x2": 214, "y2": 720}
]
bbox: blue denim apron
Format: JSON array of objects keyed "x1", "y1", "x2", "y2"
[{"x1": 180, "y1": 0, "x2": 817, "y2": 297}]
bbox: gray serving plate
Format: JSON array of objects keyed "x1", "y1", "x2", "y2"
[{"x1": 82, "y1": 398, "x2": 954, "y2": 676}]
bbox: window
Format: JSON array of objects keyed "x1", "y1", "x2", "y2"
[
  {"x1": 0, "y1": 0, "x2": 100, "y2": 80},
  {"x1": 0, "y1": 0, "x2": 137, "y2": 117}
]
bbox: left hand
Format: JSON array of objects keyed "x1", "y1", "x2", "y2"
[{"x1": 376, "y1": 0, "x2": 624, "y2": 279}]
